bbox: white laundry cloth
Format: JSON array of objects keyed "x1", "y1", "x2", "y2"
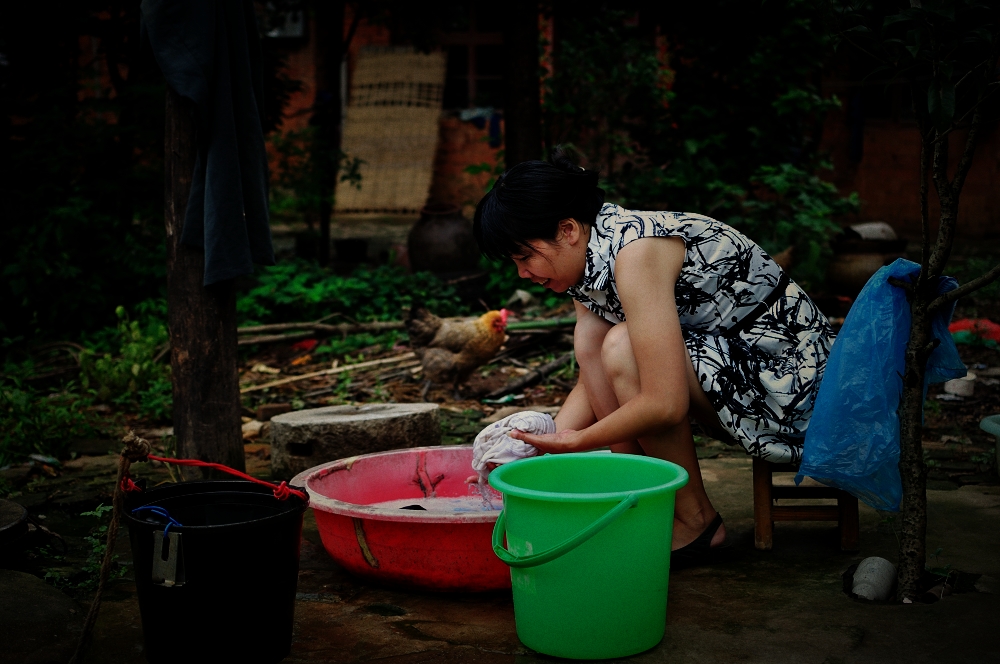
[{"x1": 472, "y1": 411, "x2": 556, "y2": 481}]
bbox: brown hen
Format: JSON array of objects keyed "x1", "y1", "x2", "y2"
[{"x1": 406, "y1": 307, "x2": 509, "y2": 399}]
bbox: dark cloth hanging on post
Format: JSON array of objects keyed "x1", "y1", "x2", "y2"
[{"x1": 141, "y1": 0, "x2": 275, "y2": 285}]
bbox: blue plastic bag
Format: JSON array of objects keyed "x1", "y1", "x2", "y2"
[{"x1": 796, "y1": 259, "x2": 966, "y2": 511}]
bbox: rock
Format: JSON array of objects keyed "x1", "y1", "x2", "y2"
[
  {"x1": 241, "y1": 419, "x2": 264, "y2": 440},
  {"x1": 0, "y1": 569, "x2": 84, "y2": 663},
  {"x1": 852, "y1": 557, "x2": 896, "y2": 601},
  {"x1": 270, "y1": 403, "x2": 441, "y2": 479},
  {"x1": 943, "y1": 372, "x2": 976, "y2": 397}
]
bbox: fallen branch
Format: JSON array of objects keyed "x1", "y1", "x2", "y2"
[
  {"x1": 237, "y1": 320, "x2": 404, "y2": 335},
  {"x1": 240, "y1": 352, "x2": 416, "y2": 393},
  {"x1": 237, "y1": 321, "x2": 406, "y2": 346},
  {"x1": 238, "y1": 331, "x2": 318, "y2": 346},
  {"x1": 506, "y1": 317, "x2": 576, "y2": 331},
  {"x1": 234, "y1": 317, "x2": 575, "y2": 347},
  {"x1": 485, "y1": 351, "x2": 575, "y2": 399}
]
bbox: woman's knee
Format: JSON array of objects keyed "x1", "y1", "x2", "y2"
[
  {"x1": 574, "y1": 315, "x2": 611, "y2": 368},
  {"x1": 600, "y1": 324, "x2": 637, "y2": 384}
]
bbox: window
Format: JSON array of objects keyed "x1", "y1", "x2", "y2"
[{"x1": 439, "y1": 2, "x2": 504, "y2": 108}]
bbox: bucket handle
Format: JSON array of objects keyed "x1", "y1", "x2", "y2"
[{"x1": 492, "y1": 493, "x2": 639, "y2": 568}]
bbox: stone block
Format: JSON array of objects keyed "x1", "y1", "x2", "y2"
[
  {"x1": 271, "y1": 403, "x2": 440, "y2": 479},
  {"x1": 0, "y1": 569, "x2": 83, "y2": 663}
]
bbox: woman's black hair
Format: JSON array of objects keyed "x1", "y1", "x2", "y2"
[{"x1": 472, "y1": 148, "x2": 605, "y2": 260}]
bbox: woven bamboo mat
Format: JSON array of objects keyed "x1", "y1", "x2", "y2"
[{"x1": 335, "y1": 48, "x2": 446, "y2": 214}]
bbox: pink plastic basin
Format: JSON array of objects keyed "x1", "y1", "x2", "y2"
[{"x1": 291, "y1": 445, "x2": 511, "y2": 592}]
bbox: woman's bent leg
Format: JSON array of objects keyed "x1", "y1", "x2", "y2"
[
  {"x1": 573, "y1": 311, "x2": 643, "y2": 454},
  {"x1": 601, "y1": 324, "x2": 725, "y2": 549}
]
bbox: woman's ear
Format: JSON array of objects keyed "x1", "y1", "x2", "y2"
[{"x1": 558, "y1": 218, "x2": 582, "y2": 245}]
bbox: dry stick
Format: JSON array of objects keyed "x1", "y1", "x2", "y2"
[
  {"x1": 240, "y1": 352, "x2": 416, "y2": 393},
  {"x1": 238, "y1": 321, "x2": 406, "y2": 346},
  {"x1": 485, "y1": 351, "x2": 575, "y2": 399},
  {"x1": 237, "y1": 317, "x2": 573, "y2": 337},
  {"x1": 71, "y1": 431, "x2": 152, "y2": 664},
  {"x1": 238, "y1": 320, "x2": 404, "y2": 335},
  {"x1": 238, "y1": 330, "x2": 321, "y2": 346}
]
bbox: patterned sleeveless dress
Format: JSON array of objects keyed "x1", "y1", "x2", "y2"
[{"x1": 567, "y1": 204, "x2": 834, "y2": 464}]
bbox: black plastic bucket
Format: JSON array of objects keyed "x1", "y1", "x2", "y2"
[{"x1": 124, "y1": 480, "x2": 308, "y2": 664}]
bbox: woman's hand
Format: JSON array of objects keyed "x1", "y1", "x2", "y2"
[{"x1": 508, "y1": 428, "x2": 583, "y2": 454}]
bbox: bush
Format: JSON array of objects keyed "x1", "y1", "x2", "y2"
[
  {"x1": 79, "y1": 303, "x2": 171, "y2": 420},
  {"x1": 544, "y1": 2, "x2": 857, "y2": 289},
  {"x1": 714, "y1": 163, "x2": 860, "y2": 290},
  {"x1": 0, "y1": 380, "x2": 99, "y2": 466},
  {"x1": 237, "y1": 260, "x2": 471, "y2": 325},
  {"x1": 480, "y1": 257, "x2": 568, "y2": 311},
  {"x1": 81, "y1": 305, "x2": 168, "y2": 399}
]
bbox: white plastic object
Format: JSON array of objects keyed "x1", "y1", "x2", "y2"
[
  {"x1": 848, "y1": 221, "x2": 898, "y2": 241},
  {"x1": 852, "y1": 556, "x2": 896, "y2": 600},
  {"x1": 943, "y1": 372, "x2": 976, "y2": 397}
]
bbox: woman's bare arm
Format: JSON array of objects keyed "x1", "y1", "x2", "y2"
[{"x1": 553, "y1": 380, "x2": 595, "y2": 431}]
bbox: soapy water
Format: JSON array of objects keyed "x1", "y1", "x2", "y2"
[
  {"x1": 475, "y1": 480, "x2": 497, "y2": 510},
  {"x1": 371, "y1": 489, "x2": 502, "y2": 513}
]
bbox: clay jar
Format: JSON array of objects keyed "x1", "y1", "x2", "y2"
[
  {"x1": 407, "y1": 204, "x2": 480, "y2": 275},
  {"x1": 826, "y1": 222, "x2": 908, "y2": 294}
]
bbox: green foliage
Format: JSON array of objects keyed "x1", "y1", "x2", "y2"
[
  {"x1": 543, "y1": 9, "x2": 671, "y2": 176},
  {"x1": 1, "y1": 4, "x2": 307, "y2": 343},
  {"x1": 949, "y1": 256, "x2": 1000, "y2": 301},
  {"x1": 237, "y1": 260, "x2": 470, "y2": 325},
  {"x1": 0, "y1": 380, "x2": 99, "y2": 467},
  {"x1": 138, "y1": 375, "x2": 174, "y2": 422},
  {"x1": 1, "y1": 5, "x2": 168, "y2": 342},
  {"x1": 80, "y1": 304, "x2": 170, "y2": 410},
  {"x1": 544, "y1": 2, "x2": 857, "y2": 286},
  {"x1": 480, "y1": 257, "x2": 567, "y2": 310},
  {"x1": 45, "y1": 504, "x2": 127, "y2": 591},
  {"x1": 269, "y1": 127, "x2": 363, "y2": 217},
  {"x1": 464, "y1": 147, "x2": 506, "y2": 196},
  {"x1": 714, "y1": 163, "x2": 860, "y2": 289},
  {"x1": 838, "y1": 1, "x2": 1000, "y2": 134}
]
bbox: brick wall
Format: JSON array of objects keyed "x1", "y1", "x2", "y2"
[{"x1": 820, "y1": 103, "x2": 1000, "y2": 240}]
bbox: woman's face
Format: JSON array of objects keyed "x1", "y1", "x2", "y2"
[{"x1": 510, "y1": 218, "x2": 588, "y2": 293}]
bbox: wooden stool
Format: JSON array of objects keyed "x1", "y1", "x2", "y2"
[{"x1": 752, "y1": 458, "x2": 860, "y2": 551}]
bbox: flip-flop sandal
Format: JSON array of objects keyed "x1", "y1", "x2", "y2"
[{"x1": 670, "y1": 512, "x2": 731, "y2": 569}]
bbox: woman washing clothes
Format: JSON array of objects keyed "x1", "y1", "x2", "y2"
[{"x1": 472, "y1": 152, "x2": 834, "y2": 567}]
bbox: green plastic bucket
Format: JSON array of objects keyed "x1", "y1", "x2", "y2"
[{"x1": 489, "y1": 453, "x2": 689, "y2": 659}]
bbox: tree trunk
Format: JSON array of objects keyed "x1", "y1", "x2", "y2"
[
  {"x1": 163, "y1": 88, "x2": 245, "y2": 477},
  {"x1": 503, "y1": 0, "x2": 542, "y2": 166},
  {"x1": 895, "y1": 298, "x2": 934, "y2": 600},
  {"x1": 313, "y1": 1, "x2": 346, "y2": 266}
]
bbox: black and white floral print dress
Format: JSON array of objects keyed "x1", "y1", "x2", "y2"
[{"x1": 567, "y1": 204, "x2": 834, "y2": 464}]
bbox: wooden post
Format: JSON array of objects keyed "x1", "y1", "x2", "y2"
[
  {"x1": 752, "y1": 457, "x2": 773, "y2": 551},
  {"x1": 164, "y1": 88, "x2": 245, "y2": 476},
  {"x1": 503, "y1": 0, "x2": 542, "y2": 166},
  {"x1": 313, "y1": 0, "x2": 346, "y2": 266},
  {"x1": 838, "y1": 492, "x2": 860, "y2": 552}
]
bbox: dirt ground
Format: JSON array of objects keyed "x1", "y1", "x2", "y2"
[
  {"x1": 2, "y1": 450, "x2": 998, "y2": 664},
  {"x1": 2, "y1": 301, "x2": 998, "y2": 663}
]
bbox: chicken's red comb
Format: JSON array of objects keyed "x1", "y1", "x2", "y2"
[{"x1": 499, "y1": 308, "x2": 510, "y2": 325}]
